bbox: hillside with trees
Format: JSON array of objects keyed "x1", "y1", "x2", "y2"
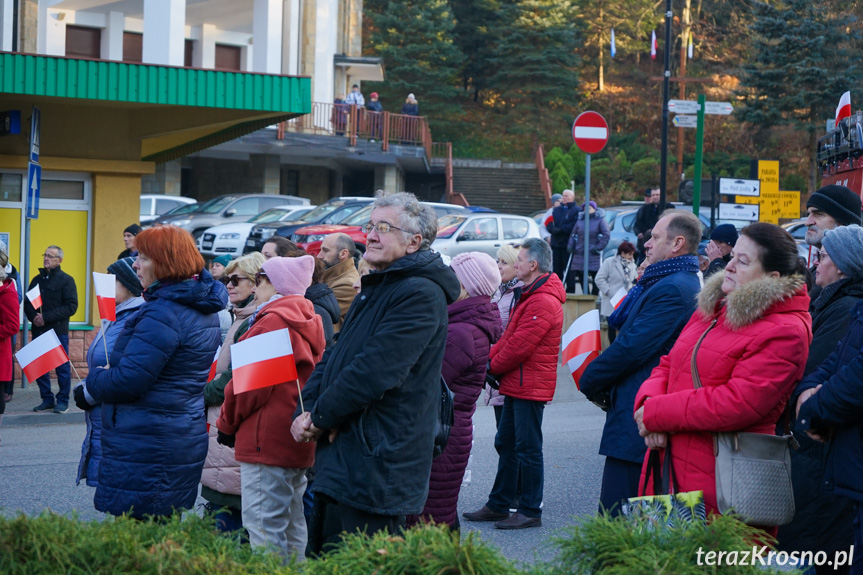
[{"x1": 362, "y1": 0, "x2": 863, "y2": 203}]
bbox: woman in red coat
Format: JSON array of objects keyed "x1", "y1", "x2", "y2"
[
  {"x1": 634, "y1": 223, "x2": 812, "y2": 519},
  {"x1": 0, "y1": 248, "x2": 19, "y2": 445}
]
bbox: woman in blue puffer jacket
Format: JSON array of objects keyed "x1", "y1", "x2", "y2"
[
  {"x1": 76, "y1": 257, "x2": 144, "y2": 487},
  {"x1": 76, "y1": 226, "x2": 227, "y2": 518}
]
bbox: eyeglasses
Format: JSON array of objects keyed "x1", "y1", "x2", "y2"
[
  {"x1": 226, "y1": 275, "x2": 251, "y2": 287},
  {"x1": 254, "y1": 271, "x2": 268, "y2": 286},
  {"x1": 815, "y1": 250, "x2": 831, "y2": 263},
  {"x1": 362, "y1": 222, "x2": 411, "y2": 235},
  {"x1": 42, "y1": 253, "x2": 60, "y2": 259}
]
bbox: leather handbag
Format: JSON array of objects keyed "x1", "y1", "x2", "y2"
[
  {"x1": 433, "y1": 375, "x2": 455, "y2": 459},
  {"x1": 691, "y1": 318, "x2": 796, "y2": 526}
]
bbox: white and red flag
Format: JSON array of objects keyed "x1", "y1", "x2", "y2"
[
  {"x1": 651, "y1": 30, "x2": 658, "y2": 60},
  {"x1": 610, "y1": 287, "x2": 628, "y2": 310},
  {"x1": 208, "y1": 345, "x2": 221, "y2": 381},
  {"x1": 93, "y1": 272, "x2": 116, "y2": 322},
  {"x1": 561, "y1": 309, "x2": 602, "y2": 390},
  {"x1": 231, "y1": 328, "x2": 297, "y2": 394},
  {"x1": 836, "y1": 91, "x2": 852, "y2": 127},
  {"x1": 15, "y1": 329, "x2": 69, "y2": 382},
  {"x1": 26, "y1": 284, "x2": 42, "y2": 309}
]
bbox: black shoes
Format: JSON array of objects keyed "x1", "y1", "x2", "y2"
[
  {"x1": 33, "y1": 400, "x2": 55, "y2": 412},
  {"x1": 462, "y1": 505, "x2": 510, "y2": 522},
  {"x1": 494, "y1": 512, "x2": 542, "y2": 530}
]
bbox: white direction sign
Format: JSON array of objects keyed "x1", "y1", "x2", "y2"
[
  {"x1": 668, "y1": 99, "x2": 700, "y2": 114},
  {"x1": 672, "y1": 115, "x2": 698, "y2": 128},
  {"x1": 705, "y1": 101, "x2": 733, "y2": 115},
  {"x1": 719, "y1": 202, "x2": 759, "y2": 221},
  {"x1": 719, "y1": 178, "x2": 760, "y2": 197}
]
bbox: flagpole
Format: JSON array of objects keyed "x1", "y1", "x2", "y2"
[
  {"x1": 102, "y1": 334, "x2": 110, "y2": 369},
  {"x1": 296, "y1": 380, "x2": 305, "y2": 414},
  {"x1": 69, "y1": 360, "x2": 83, "y2": 384}
]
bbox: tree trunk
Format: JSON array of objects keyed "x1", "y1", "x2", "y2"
[{"x1": 598, "y1": 6, "x2": 605, "y2": 92}]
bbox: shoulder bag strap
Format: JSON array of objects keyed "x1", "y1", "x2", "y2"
[{"x1": 690, "y1": 317, "x2": 718, "y2": 390}]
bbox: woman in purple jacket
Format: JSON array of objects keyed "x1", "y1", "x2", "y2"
[{"x1": 409, "y1": 252, "x2": 502, "y2": 530}]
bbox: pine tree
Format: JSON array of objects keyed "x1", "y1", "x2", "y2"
[
  {"x1": 450, "y1": 0, "x2": 503, "y2": 101},
  {"x1": 737, "y1": 0, "x2": 863, "y2": 192}
]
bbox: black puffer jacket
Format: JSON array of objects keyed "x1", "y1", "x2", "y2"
[
  {"x1": 24, "y1": 266, "x2": 78, "y2": 336},
  {"x1": 299, "y1": 250, "x2": 460, "y2": 515},
  {"x1": 305, "y1": 282, "x2": 340, "y2": 348}
]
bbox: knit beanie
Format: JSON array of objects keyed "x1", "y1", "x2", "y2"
[
  {"x1": 551, "y1": 193, "x2": 563, "y2": 204},
  {"x1": 213, "y1": 254, "x2": 232, "y2": 268},
  {"x1": 450, "y1": 252, "x2": 501, "y2": 297},
  {"x1": 124, "y1": 223, "x2": 143, "y2": 236},
  {"x1": 710, "y1": 223, "x2": 738, "y2": 246},
  {"x1": 806, "y1": 185, "x2": 862, "y2": 226},
  {"x1": 108, "y1": 257, "x2": 143, "y2": 297},
  {"x1": 262, "y1": 255, "x2": 314, "y2": 296},
  {"x1": 822, "y1": 225, "x2": 863, "y2": 277}
]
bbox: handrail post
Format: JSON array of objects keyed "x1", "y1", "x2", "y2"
[
  {"x1": 382, "y1": 112, "x2": 390, "y2": 152},
  {"x1": 350, "y1": 104, "x2": 358, "y2": 146}
]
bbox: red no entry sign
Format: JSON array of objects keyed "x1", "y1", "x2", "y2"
[{"x1": 572, "y1": 111, "x2": 609, "y2": 154}]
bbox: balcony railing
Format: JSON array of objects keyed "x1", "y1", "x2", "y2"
[{"x1": 276, "y1": 101, "x2": 432, "y2": 162}]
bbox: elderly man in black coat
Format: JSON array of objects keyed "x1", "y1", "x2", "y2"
[
  {"x1": 292, "y1": 192, "x2": 460, "y2": 553},
  {"x1": 548, "y1": 189, "x2": 580, "y2": 280}
]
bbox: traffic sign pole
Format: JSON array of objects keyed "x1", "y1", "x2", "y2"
[
  {"x1": 572, "y1": 111, "x2": 609, "y2": 296},
  {"x1": 584, "y1": 154, "x2": 591, "y2": 296},
  {"x1": 692, "y1": 94, "x2": 706, "y2": 216}
]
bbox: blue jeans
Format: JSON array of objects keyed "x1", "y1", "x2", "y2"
[
  {"x1": 487, "y1": 396, "x2": 545, "y2": 518},
  {"x1": 35, "y1": 333, "x2": 70, "y2": 404}
]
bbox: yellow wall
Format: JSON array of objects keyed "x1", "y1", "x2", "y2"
[{"x1": 28, "y1": 210, "x2": 88, "y2": 323}]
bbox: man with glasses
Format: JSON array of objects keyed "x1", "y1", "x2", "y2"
[
  {"x1": 24, "y1": 245, "x2": 78, "y2": 413},
  {"x1": 318, "y1": 233, "x2": 359, "y2": 332},
  {"x1": 292, "y1": 191, "x2": 460, "y2": 552}
]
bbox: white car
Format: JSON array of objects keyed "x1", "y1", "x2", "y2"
[
  {"x1": 140, "y1": 194, "x2": 197, "y2": 224},
  {"x1": 432, "y1": 213, "x2": 541, "y2": 258},
  {"x1": 198, "y1": 205, "x2": 317, "y2": 258}
]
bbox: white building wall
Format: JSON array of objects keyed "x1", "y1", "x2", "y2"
[
  {"x1": 142, "y1": 0, "x2": 184, "y2": 66},
  {"x1": 313, "y1": 0, "x2": 338, "y2": 103},
  {"x1": 0, "y1": 0, "x2": 13, "y2": 51}
]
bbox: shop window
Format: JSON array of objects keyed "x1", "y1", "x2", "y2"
[
  {"x1": 66, "y1": 25, "x2": 102, "y2": 59},
  {"x1": 0, "y1": 174, "x2": 22, "y2": 202},
  {"x1": 215, "y1": 44, "x2": 242, "y2": 71},
  {"x1": 123, "y1": 32, "x2": 143, "y2": 63}
]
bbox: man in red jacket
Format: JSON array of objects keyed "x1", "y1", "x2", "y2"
[{"x1": 463, "y1": 237, "x2": 565, "y2": 529}]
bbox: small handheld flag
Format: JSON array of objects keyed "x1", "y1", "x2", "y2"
[
  {"x1": 208, "y1": 345, "x2": 221, "y2": 381},
  {"x1": 836, "y1": 91, "x2": 852, "y2": 128},
  {"x1": 93, "y1": 272, "x2": 116, "y2": 322},
  {"x1": 561, "y1": 310, "x2": 602, "y2": 390},
  {"x1": 611, "y1": 287, "x2": 628, "y2": 311},
  {"x1": 15, "y1": 329, "x2": 69, "y2": 382},
  {"x1": 231, "y1": 328, "x2": 298, "y2": 394},
  {"x1": 26, "y1": 284, "x2": 42, "y2": 309},
  {"x1": 651, "y1": 30, "x2": 657, "y2": 60}
]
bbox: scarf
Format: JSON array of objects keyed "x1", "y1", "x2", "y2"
[
  {"x1": 617, "y1": 256, "x2": 635, "y2": 288},
  {"x1": 608, "y1": 254, "x2": 699, "y2": 330},
  {"x1": 247, "y1": 294, "x2": 283, "y2": 328},
  {"x1": 498, "y1": 277, "x2": 519, "y2": 297}
]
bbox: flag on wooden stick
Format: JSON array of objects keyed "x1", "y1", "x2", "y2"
[
  {"x1": 561, "y1": 310, "x2": 602, "y2": 390},
  {"x1": 231, "y1": 328, "x2": 298, "y2": 394},
  {"x1": 16, "y1": 329, "x2": 69, "y2": 382}
]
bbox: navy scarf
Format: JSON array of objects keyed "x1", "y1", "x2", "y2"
[{"x1": 607, "y1": 255, "x2": 699, "y2": 330}]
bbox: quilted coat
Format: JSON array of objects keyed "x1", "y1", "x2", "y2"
[
  {"x1": 417, "y1": 296, "x2": 502, "y2": 527},
  {"x1": 77, "y1": 296, "x2": 144, "y2": 487},
  {"x1": 0, "y1": 280, "x2": 18, "y2": 382},
  {"x1": 568, "y1": 209, "x2": 611, "y2": 272},
  {"x1": 218, "y1": 295, "x2": 325, "y2": 469},
  {"x1": 636, "y1": 272, "x2": 812, "y2": 516},
  {"x1": 85, "y1": 270, "x2": 227, "y2": 518},
  {"x1": 491, "y1": 272, "x2": 565, "y2": 403}
]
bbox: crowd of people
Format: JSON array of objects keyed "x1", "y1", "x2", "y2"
[
  {"x1": 5, "y1": 183, "x2": 863, "y2": 570},
  {"x1": 332, "y1": 86, "x2": 420, "y2": 141}
]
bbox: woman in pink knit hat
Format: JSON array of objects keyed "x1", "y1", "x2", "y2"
[
  {"x1": 217, "y1": 255, "x2": 325, "y2": 560},
  {"x1": 407, "y1": 251, "x2": 503, "y2": 530}
]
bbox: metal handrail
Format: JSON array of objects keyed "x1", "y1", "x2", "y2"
[{"x1": 536, "y1": 145, "x2": 552, "y2": 208}]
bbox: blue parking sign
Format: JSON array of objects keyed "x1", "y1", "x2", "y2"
[{"x1": 27, "y1": 161, "x2": 41, "y2": 219}]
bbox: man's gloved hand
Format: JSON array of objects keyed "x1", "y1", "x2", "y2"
[
  {"x1": 73, "y1": 385, "x2": 94, "y2": 411},
  {"x1": 586, "y1": 391, "x2": 611, "y2": 412},
  {"x1": 217, "y1": 430, "x2": 236, "y2": 448}
]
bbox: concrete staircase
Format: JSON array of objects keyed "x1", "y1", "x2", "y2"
[{"x1": 452, "y1": 160, "x2": 546, "y2": 215}]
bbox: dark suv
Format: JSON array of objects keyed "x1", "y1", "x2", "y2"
[{"x1": 244, "y1": 197, "x2": 374, "y2": 253}]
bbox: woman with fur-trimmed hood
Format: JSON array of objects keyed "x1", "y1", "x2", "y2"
[{"x1": 633, "y1": 223, "x2": 812, "y2": 521}]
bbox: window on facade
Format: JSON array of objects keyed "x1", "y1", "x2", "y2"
[
  {"x1": 65, "y1": 25, "x2": 102, "y2": 59},
  {"x1": 215, "y1": 44, "x2": 242, "y2": 71},
  {"x1": 41, "y1": 180, "x2": 85, "y2": 201},
  {"x1": 0, "y1": 174, "x2": 22, "y2": 202},
  {"x1": 123, "y1": 32, "x2": 143, "y2": 63},
  {"x1": 185, "y1": 40, "x2": 194, "y2": 67}
]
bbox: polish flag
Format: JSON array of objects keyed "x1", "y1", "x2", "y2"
[
  {"x1": 836, "y1": 91, "x2": 852, "y2": 127},
  {"x1": 231, "y1": 328, "x2": 297, "y2": 394},
  {"x1": 651, "y1": 30, "x2": 658, "y2": 60},
  {"x1": 15, "y1": 329, "x2": 69, "y2": 382},
  {"x1": 561, "y1": 309, "x2": 602, "y2": 390},
  {"x1": 611, "y1": 287, "x2": 628, "y2": 310},
  {"x1": 93, "y1": 272, "x2": 116, "y2": 322},
  {"x1": 26, "y1": 284, "x2": 42, "y2": 309},
  {"x1": 208, "y1": 345, "x2": 221, "y2": 381}
]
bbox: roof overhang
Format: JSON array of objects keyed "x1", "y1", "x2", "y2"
[
  {"x1": 333, "y1": 55, "x2": 385, "y2": 82},
  {"x1": 0, "y1": 52, "x2": 311, "y2": 164}
]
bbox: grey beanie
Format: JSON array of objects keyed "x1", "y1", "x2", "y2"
[
  {"x1": 822, "y1": 225, "x2": 863, "y2": 278},
  {"x1": 551, "y1": 193, "x2": 563, "y2": 203},
  {"x1": 108, "y1": 257, "x2": 143, "y2": 297}
]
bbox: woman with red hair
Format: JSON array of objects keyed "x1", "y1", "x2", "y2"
[{"x1": 75, "y1": 225, "x2": 228, "y2": 518}]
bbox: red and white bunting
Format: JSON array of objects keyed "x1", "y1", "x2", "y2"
[
  {"x1": 561, "y1": 309, "x2": 602, "y2": 390},
  {"x1": 15, "y1": 329, "x2": 69, "y2": 382},
  {"x1": 231, "y1": 328, "x2": 297, "y2": 394},
  {"x1": 611, "y1": 287, "x2": 628, "y2": 310},
  {"x1": 26, "y1": 284, "x2": 42, "y2": 309},
  {"x1": 93, "y1": 272, "x2": 116, "y2": 322},
  {"x1": 836, "y1": 91, "x2": 852, "y2": 127},
  {"x1": 208, "y1": 345, "x2": 221, "y2": 381},
  {"x1": 651, "y1": 30, "x2": 658, "y2": 60}
]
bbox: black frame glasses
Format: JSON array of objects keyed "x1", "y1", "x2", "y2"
[
  {"x1": 254, "y1": 271, "x2": 268, "y2": 286},
  {"x1": 225, "y1": 274, "x2": 251, "y2": 287}
]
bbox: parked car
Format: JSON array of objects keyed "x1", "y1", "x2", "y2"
[
  {"x1": 244, "y1": 197, "x2": 374, "y2": 253},
  {"x1": 153, "y1": 193, "x2": 310, "y2": 239},
  {"x1": 432, "y1": 213, "x2": 541, "y2": 258},
  {"x1": 292, "y1": 202, "x2": 468, "y2": 256},
  {"x1": 198, "y1": 205, "x2": 317, "y2": 259},
  {"x1": 140, "y1": 194, "x2": 197, "y2": 224},
  {"x1": 782, "y1": 218, "x2": 815, "y2": 263}
]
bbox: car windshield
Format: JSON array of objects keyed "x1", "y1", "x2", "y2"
[
  {"x1": 437, "y1": 215, "x2": 467, "y2": 239},
  {"x1": 164, "y1": 203, "x2": 197, "y2": 216},
  {"x1": 197, "y1": 196, "x2": 237, "y2": 214},
  {"x1": 296, "y1": 202, "x2": 346, "y2": 223},
  {"x1": 251, "y1": 208, "x2": 291, "y2": 224},
  {"x1": 342, "y1": 205, "x2": 374, "y2": 226}
]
